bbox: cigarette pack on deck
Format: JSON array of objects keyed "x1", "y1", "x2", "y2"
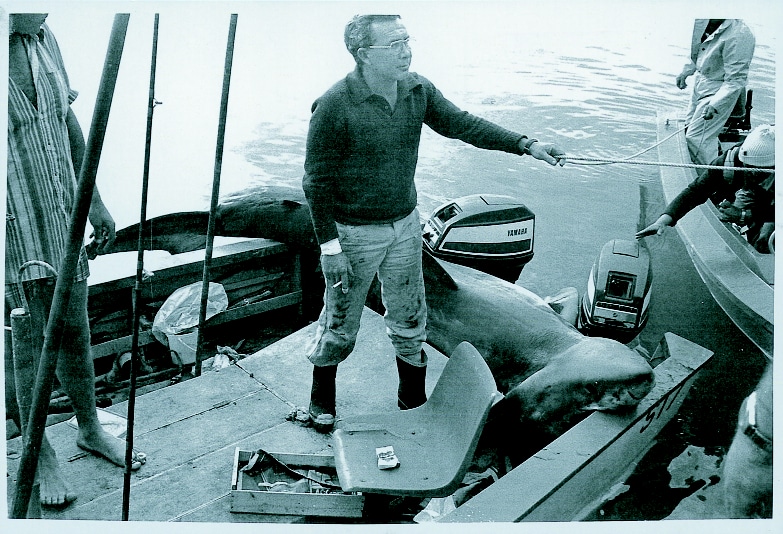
[{"x1": 375, "y1": 446, "x2": 399, "y2": 470}]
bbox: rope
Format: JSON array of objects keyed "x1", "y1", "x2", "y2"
[
  {"x1": 562, "y1": 155, "x2": 775, "y2": 174},
  {"x1": 560, "y1": 114, "x2": 773, "y2": 174},
  {"x1": 561, "y1": 115, "x2": 694, "y2": 166},
  {"x1": 618, "y1": 118, "x2": 691, "y2": 161},
  {"x1": 574, "y1": 117, "x2": 704, "y2": 165}
]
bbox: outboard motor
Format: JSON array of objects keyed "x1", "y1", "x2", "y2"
[
  {"x1": 578, "y1": 239, "x2": 652, "y2": 343},
  {"x1": 422, "y1": 195, "x2": 535, "y2": 283}
]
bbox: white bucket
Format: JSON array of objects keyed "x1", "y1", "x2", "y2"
[{"x1": 166, "y1": 330, "x2": 198, "y2": 365}]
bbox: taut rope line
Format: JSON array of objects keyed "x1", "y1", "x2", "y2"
[
  {"x1": 562, "y1": 115, "x2": 774, "y2": 174},
  {"x1": 562, "y1": 156, "x2": 775, "y2": 174}
]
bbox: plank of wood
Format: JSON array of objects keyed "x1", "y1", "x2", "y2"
[
  {"x1": 6, "y1": 386, "x2": 293, "y2": 519},
  {"x1": 91, "y1": 330, "x2": 156, "y2": 360},
  {"x1": 231, "y1": 489, "x2": 364, "y2": 518},
  {"x1": 104, "y1": 365, "x2": 270, "y2": 433},
  {"x1": 88, "y1": 238, "x2": 290, "y2": 291},
  {"x1": 230, "y1": 450, "x2": 363, "y2": 518},
  {"x1": 30, "y1": 421, "x2": 332, "y2": 521},
  {"x1": 205, "y1": 292, "x2": 302, "y2": 327}
]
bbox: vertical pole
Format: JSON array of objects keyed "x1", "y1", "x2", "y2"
[
  {"x1": 10, "y1": 309, "x2": 42, "y2": 519},
  {"x1": 11, "y1": 13, "x2": 130, "y2": 519},
  {"x1": 121, "y1": 13, "x2": 160, "y2": 521},
  {"x1": 194, "y1": 14, "x2": 238, "y2": 377}
]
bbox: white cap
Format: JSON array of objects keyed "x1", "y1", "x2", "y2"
[{"x1": 739, "y1": 124, "x2": 775, "y2": 167}]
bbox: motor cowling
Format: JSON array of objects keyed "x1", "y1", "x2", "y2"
[
  {"x1": 578, "y1": 239, "x2": 652, "y2": 343},
  {"x1": 422, "y1": 194, "x2": 535, "y2": 283}
]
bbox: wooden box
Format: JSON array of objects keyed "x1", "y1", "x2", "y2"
[{"x1": 230, "y1": 448, "x2": 365, "y2": 518}]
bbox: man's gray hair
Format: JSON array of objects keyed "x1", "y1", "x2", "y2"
[{"x1": 344, "y1": 14, "x2": 400, "y2": 61}]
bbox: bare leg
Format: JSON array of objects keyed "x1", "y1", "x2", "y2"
[
  {"x1": 5, "y1": 316, "x2": 77, "y2": 508},
  {"x1": 56, "y1": 281, "x2": 145, "y2": 469}
]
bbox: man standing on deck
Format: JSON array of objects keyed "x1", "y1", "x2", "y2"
[
  {"x1": 677, "y1": 19, "x2": 755, "y2": 165},
  {"x1": 301, "y1": 14, "x2": 565, "y2": 432},
  {"x1": 6, "y1": 13, "x2": 146, "y2": 512}
]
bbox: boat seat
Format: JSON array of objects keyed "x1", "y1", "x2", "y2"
[{"x1": 331, "y1": 341, "x2": 497, "y2": 497}]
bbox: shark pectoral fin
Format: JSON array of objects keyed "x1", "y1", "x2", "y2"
[
  {"x1": 543, "y1": 287, "x2": 579, "y2": 326},
  {"x1": 108, "y1": 212, "x2": 210, "y2": 254}
]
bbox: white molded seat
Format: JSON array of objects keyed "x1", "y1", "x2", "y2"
[{"x1": 332, "y1": 342, "x2": 497, "y2": 497}]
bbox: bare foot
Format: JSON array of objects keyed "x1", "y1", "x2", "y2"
[
  {"x1": 76, "y1": 429, "x2": 146, "y2": 470},
  {"x1": 38, "y1": 446, "x2": 78, "y2": 507}
]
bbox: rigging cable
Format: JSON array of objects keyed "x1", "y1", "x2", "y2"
[{"x1": 561, "y1": 156, "x2": 774, "y2": 174}]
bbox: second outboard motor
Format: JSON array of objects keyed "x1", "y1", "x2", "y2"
[{"x1": 578, "y1": 239, "x2": 652, "y2": 343}]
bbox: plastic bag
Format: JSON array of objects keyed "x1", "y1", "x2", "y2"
[
  {"x1": 413, "y1": 496, "x2": 456, "y2": 522},
  {"x1": 152, "y1": 281, "x2": 228, "y2": 345}
]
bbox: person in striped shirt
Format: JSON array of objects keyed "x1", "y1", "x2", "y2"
[{"x1": 6, "y1": 13, "x2": 145, "y2": 512}]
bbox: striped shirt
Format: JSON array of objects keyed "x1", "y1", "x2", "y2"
[{"x1": 6, "y1": 24, "x2": 89, "y2": 310}]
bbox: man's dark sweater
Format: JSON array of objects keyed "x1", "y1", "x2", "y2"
[{"x1": 302, "y1": 68, "x2": 528, "y2": 245}]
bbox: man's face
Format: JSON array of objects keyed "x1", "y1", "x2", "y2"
[
  {"x1": 10, "y1": 13, "x2": 48, "y2": 36},
  {"x1": 363, "y1": 19, "x2": 412, "y2": 81}
]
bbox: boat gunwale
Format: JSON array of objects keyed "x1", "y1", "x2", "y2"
[{"x1": 655, "y1": 110, "x2": 774, "y2": 340}]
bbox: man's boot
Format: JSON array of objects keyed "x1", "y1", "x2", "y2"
[
  {"x1": 308, "y1": 364, "x2": 337, "y2": 433},
  {"x1": 396, "y1": 351, "x2": 427, "y2": 410}
]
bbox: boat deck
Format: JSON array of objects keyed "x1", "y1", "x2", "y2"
[
  {"x1": 6, "y1": 308, "x2": 717, "y2": 524},
  {"x1": 5, "y1": 308, "x2": 448, "y2": 522}
]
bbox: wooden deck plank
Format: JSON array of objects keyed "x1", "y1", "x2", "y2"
[
  {"x1": 233, "y1": 308, "x2": 448, "y2": 416},
  {"x1": 6, "y1": 306, "x2": 447, "y2": 522},
  {"x1": 40, "y1": 422, "x2": 331, "y2": 522},
  {"x1": 103, "y1": 364, "x2": 269, "y2": 433},
  {"x1": 7, "y1": 385, "x2": 291, "y2": 519}
]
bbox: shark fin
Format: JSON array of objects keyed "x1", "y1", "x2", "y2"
[{"x1": 422, "y1": 249, "x2": 458, "y2": 291}]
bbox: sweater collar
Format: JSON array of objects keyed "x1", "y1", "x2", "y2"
[{"x1": 346, "y1": 66, "x2": 421, "y2": 104}]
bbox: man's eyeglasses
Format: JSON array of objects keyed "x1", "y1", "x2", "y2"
[{"x1": 367, "y1": 37, "x2": 413, "y2": 53}]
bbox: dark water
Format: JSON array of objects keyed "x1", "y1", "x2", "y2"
[{"x1": 36, "y1": 2, "x2": 776, "y2": 524}]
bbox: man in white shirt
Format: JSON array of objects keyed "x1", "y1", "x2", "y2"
[{"x1": 676, "y1": 19, "x2": 755, "y2": 165}]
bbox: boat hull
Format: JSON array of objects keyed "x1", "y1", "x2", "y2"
[{"x1": 655, "y1": 110, "x2": 774, "y2": 360}]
